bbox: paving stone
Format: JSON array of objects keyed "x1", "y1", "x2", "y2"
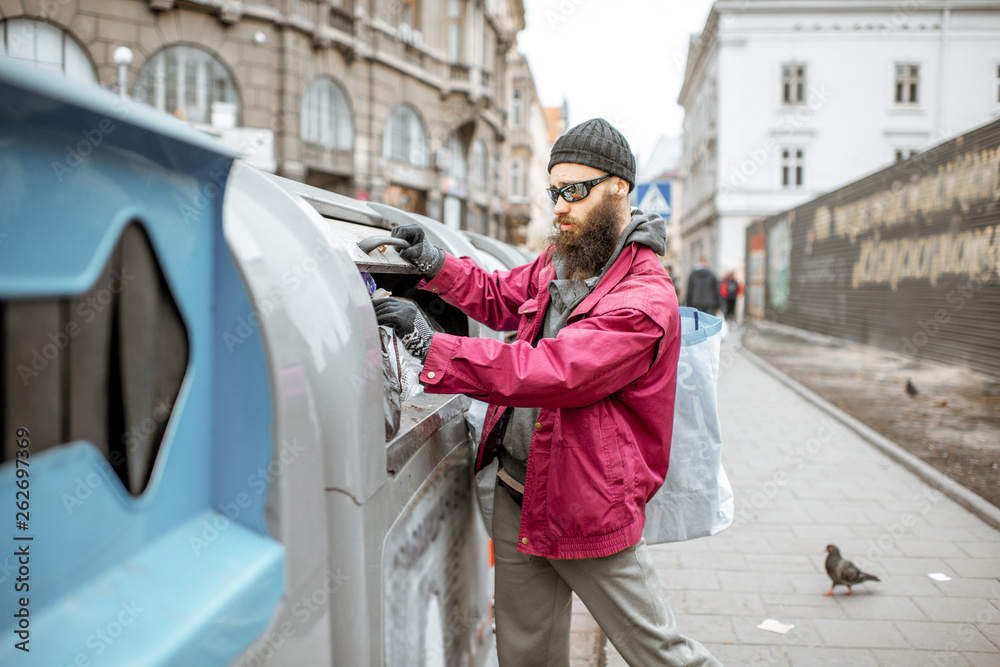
[
  {"x1": 870, "y1": 556, "x2": 954, "y2": 575},
  {"x1": 746, "y1": 553, "x2": 822, "y2": 575},
  {"x1": 947, "y1": 558, "x2": 1000, "y2": 579},
  {"x1": 897, "y1": 540, "x2": 969, "y2": 559},
  {"x1": 674, "y1": 613, "x2": 739, "y2": 644},
  {"x1": 701, "y1": 642, "x2": 791, "y2": 666},
  {"x1": 966, "y1": 653, "x2": 1000, "y2": 667},
  {"x1": 684, "y1": 590, "x2": 766, "y2": 616},
  {"x1": 836, "y1": 595, "x2": 927, "y2": 621},
  {"x1": 812, "y1": 618, "x2": 910, "y2": 648},
  {"x1": 872, "y1": 648, "x2": 972, "y2": 666},
  {"x1": 932, "y1": 578, "x2": 1000, "y2": 599},
  {"x1": 956, "y1": 542, "x2": 1000, "y2": 559},
  {"x1": 894, "y1": 620, "x2": 997, "y2": 652},
  {"x1": 909, "y1": 524, "x2": 989, "y2": 542},
  {"x1": 678, "y1": 551, "x2": 751, "y2": 572},
  {"x1": 782, "y1": 645, "x2": 880, "y2": 665},
  {"x1": 716, "y1": 570, "x2": 799, "y2": 594},
  {"x1": 912, "y1": 596, "x2": 1000, "y2": 623},
  {"x1": 974, "y1": 623, "x2": 1000, "y2": 650},
  {"x1": 659, "y1": 569, "x2": 721, "y2": 592}
]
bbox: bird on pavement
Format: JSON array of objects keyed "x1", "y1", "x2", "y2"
[{"x1": 825, "y1": 544, "x2": 880, "y2": 595}]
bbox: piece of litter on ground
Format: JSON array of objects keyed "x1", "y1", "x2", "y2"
[
  {"x1": 756, "y1": 618, "x2": 795, "y2": 634},
  {"x1": 928, "y1": 572, "x2": 952, "y2": 581}
]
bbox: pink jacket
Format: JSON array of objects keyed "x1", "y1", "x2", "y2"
[{"x1": 419, "y1": 243, "x2": 681, "y2": 559}]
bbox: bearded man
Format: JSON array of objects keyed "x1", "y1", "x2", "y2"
[{"x1": 375, "y1": 119, "x2": 720, "y2": 667}]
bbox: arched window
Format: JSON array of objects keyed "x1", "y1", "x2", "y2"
[
  {"x1": 383, "y1": 104, "x2": 428, "y2": 168},
  {"x1": 0, "y1": 18, "x2": 96, "y2": 83},
  {"x1": 301, "y1": 77, "x2": 354, "y2": 150},
  {"x1": 470, "y1": 140, "x2": 487, "y2": 190},
  {"x1": 135, "y1": 45, "x2": 240, "y2": 126}
]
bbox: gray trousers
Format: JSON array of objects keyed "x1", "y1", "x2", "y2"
[{"x1": 492, "y1": 483, "x2": 722, "y2": 667}]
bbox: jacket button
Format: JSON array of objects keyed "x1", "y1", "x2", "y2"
[
  {"x1": 534, "y1": 421, "x2": 541, "y2": 430},
  {"x1": 521, "y1": 537, "x2": 528, "y2": 545},
  {"x1": 427, "y1": 371, "x2": 436, "y2": 379}
]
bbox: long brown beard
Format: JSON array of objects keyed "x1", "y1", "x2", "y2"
[{"x1": 547, "y1": 191, "x2": 623, "y2": 279}]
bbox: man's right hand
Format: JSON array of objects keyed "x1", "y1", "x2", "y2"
[{"x1": 392, "y1": 224, "x2": 445, "y2": 278}]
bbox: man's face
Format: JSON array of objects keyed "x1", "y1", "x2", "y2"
[{"x1": 547, "y1": 163, "x2": 625, "y2": 279}]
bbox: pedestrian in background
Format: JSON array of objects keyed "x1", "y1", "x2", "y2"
[
  {"x1": 685, "y1": 257, "x2": 722, "y2": 315},
  {"x1": 666, "y1": 264, "x2": 682, "y2": 299},
  {"x1": 375, "y1": 118, "x2": 721, "y2": 667},
  {"x1": 721, "y1": 271, "x2": 740, "y2": 322}
]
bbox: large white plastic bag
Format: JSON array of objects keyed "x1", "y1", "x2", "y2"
[{"x1": 643, "y1": 307, "x2": 734, "y2": 544}]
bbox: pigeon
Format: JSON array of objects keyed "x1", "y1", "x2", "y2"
[
  {"x1": 905, "y1": 379, "x2": 918, "y2": 397},
  {"x1": 825, "y1": 544, "x2": 880, "y2": 595}
]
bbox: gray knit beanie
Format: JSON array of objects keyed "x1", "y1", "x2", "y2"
[{"x1": 547, "y1": 118, "x2": 636, "y2": 192}]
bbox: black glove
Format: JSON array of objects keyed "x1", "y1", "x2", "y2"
[
  {"x1": 374, "y1": 298, "x2": 435, "y2": 361},
  {"x1": 392, "y1": 224, "x2": 445, "y2": 278}
]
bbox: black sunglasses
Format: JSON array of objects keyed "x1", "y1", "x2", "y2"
[{"x1": 546, "y1": 175, "x2": 611, "y2": 204}]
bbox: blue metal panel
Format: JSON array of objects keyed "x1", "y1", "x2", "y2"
[{"x1": 0, "y1": 57, "x2": 282, "y2": 664}]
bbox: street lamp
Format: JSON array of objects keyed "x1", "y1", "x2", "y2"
[{"x1": 113, "y1": 46, "x2": 133, "y2": 100}]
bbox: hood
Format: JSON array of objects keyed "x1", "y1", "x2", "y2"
[{"x1": 597, "y1": 208, "x2": 666, "y2": 277}]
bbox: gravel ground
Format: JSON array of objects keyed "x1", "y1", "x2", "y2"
[{"x1": 739, "y1": 320, "x2": 1000, "y2": 509}]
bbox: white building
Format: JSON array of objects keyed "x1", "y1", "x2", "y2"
[{"x1": 677, "y1": 0, "x2": 1000, "y2": 284}]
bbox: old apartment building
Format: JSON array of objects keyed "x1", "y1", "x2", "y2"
[{"x1": 0, "y1": 0, "x2": 545, "y2": 243}]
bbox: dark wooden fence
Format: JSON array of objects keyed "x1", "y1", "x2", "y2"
[{"x1": 745, "y1": 118, "x2": 1000, "y2": 378}]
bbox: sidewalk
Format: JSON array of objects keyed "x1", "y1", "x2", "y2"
[{"x1": 595, "y1": 338, "x2": 1000, "y2": 666}]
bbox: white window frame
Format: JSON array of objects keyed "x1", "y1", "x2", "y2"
[
  {"x1": 510, "y1": 159, "x2": 524, "y2": 199},
  {"x1": 135, "y1": 45, "x2": 240, "y2": 126},
  {"x1": 511, "y1": 88, "x2": 524, "y2": 129},
  {"x1": 894, "y1": 63, "x2": 920, "y2": 105},
  {"x1": 384, "y1": 104, "x2": 428, "y2": 167},
  {"x1": 0, "y1": 18, "x2": 96, "y2": 83},
  {"x1": 781, "y1": 148, "x2": 804, "y2": 188},
  {"x1": 781, "y1": 63, "x2": 806, "y2": 105},
  {"x1": 301, "y1": 77, "x2": 354, "y2": 150},
  {"x1": 447, "y1": 0, "x2": 462, "y2": 63},
  {"x1": 446, "y1": 130, "x2": 468, "y2": 182}
]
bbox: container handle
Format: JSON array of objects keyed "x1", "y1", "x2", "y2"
[{"x1": 358, "y1": 236, "x2": 411, "y2": 254}]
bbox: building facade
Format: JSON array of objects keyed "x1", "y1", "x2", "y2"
[
  {"x1": 507, "y1": 49, "x2": 559, "y2": 251},
  {"x1": 0, "y1": 0, "x2": 541, "y2": 242},
  {"x1": 677, "y1": 0, "x2": 1000, "y2": 285}
]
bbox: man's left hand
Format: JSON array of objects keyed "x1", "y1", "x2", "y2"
[{"x1": 374, "y1": 298, "x2": 435, "y2": 360}]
